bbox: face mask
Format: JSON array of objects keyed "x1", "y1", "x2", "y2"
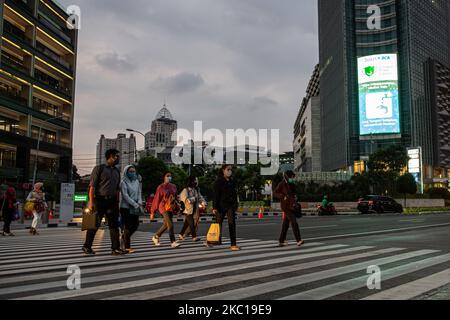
[
  {"x1": 288, "y1": 178, "x2": 295, "y2": 184},
  {"x1": 127, "y1": 172, "x2": 137, "y2": 181},
  {"x1": 166, "y1": 176, "x2": 172, "y2": 183},
  {"x1": 114, "y1": 158, "x2": 120, "y2": 166}
]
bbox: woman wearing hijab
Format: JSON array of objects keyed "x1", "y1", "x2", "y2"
[
  {"x1": 1, "y1": 186, "x2": 18, "y2": 236},
  {"x1": 179, "y1": 175, "x2": 206, "y2": 242},
  {"x1": 26, "y1": 182, "x2": 48, "y2": 235},
  {"x1": 120, "y1": 165, "x2": 143, "y2": 253}
]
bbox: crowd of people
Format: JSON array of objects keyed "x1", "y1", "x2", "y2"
[
  {"x1": 1, "y1": 148, "x2": 306, "y2": 256},
  {"x1": 81, "y1": 148, "x2": 305, "y2": 256}
]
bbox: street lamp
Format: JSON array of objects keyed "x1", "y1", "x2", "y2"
[
  {"x1": 126, "y1": 128, "x2": 147, "y2": 161},
  {"x1": 32, "y1": 114, "x2": 68, "y2": 186}
]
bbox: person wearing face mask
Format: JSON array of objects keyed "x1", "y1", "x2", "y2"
[
  {"x1": 151, "y1": 171, "x2": 180, "y2": 248},
  {"x1": 120, "y1": 165, "x2": 143, "y2": 253},
  {"x1": 179, "y1": 175, "x2": 206, "y2": 242},
  {"x1": 82, "y1": 149, "x2": 126, "y2": 256},
  {"x1": 274, "y1": 170, "x2": 304, "y2": 247},
  {"x1": 208, "y1": 164, "x2": 240, "y2": 251},
  {"x1": 26, "y1": 182, "x2": 48, "y2": 235}
]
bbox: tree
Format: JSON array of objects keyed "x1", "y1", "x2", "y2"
[
  {"x1": 72, "y1": 165, "x2": 81, "y2": 182},
  {"x1": 367, "y1": 144, "x2": 409, "y2": 195},
  {"x1": 137, "y1": 157, "x2": 167, "y2": 197},
  {"x1": 396, "y1": 173, "x2": 417, "y2": 207}
]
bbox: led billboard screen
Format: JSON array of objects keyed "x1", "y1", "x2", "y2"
[{"x1": 358, "y1": 54, "x2": 400, "y2": 136}]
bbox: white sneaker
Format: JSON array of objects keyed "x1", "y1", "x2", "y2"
[
  {"x1": 171, "y1": 241, "x2": 181, "y2": 248},
  {"x1": 152, "y1": 236, "x2": 161, "y2": 246}
]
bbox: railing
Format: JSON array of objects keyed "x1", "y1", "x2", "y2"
[
  {"x1": 36, "y1": 42, "x2": 72, "y2": 71},
  {"x1": 3, "y1": 20, "x2": 30, "y2": 44},
  {"x1": 34, "y1": 70, "x2": 72, "y2": 96},
  {"x1": 0, "y1": 126, "x2": 27, "y2": 136},
  {"x1": 0, "y1": 86, "x2": 28, "y2": 106},
  {"x1": 32, "y1": 100, "x2": 71, "y2": 123},
  {"x1": 1, "y1": 51, "x2": 30, "y2": 75},
  {"x1": 38, "y1": 14, "x2": 73, "y2": 45}
]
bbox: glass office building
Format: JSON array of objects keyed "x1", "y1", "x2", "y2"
[{"x1": 318, "y1": 0, "x2": 450, "y2": 187}]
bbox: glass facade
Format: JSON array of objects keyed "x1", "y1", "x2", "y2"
[{"x1": 318, "y1": 0, "x2": 450, "y2": 173}]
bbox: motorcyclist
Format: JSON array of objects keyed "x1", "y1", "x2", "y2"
[{"x1": 321, "y1": 195, "x2": 330, "y2": 209}]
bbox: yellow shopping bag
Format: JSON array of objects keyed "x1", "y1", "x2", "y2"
[
  {"x1": 206, "y1": 223, "x2": 220, "y2": 244},
  {"x1": 24, "y1": 201, "x2": 35, "y2": 212}
]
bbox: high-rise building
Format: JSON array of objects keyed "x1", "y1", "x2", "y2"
[
  {"x1": 145, "y1": 105, "x2": 177, "y2": 152},
  {"x1": 0, "y1": 0, "x2": 78, "y2": 183},
  {"x1": 318, "y1": 0, "x2": 450, "y2": 187},
  {"x1": 294, "y1": 64, "x2": 321, "y2": 173},
  {"x1": 96, "y1": 133, "x2": 136, "y2": 173}
]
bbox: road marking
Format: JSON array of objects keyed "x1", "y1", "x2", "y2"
[
  {"x1": 12, "y1": 245, "x2": 365, "y2": 300},
  {"x1": 197, "y1": 249, "x2": 437, "y2": 300},
  {"x1": 280, "y1": 253, "x2": 450, "y2": 300},
  {"x1": 363, "y1": 268, "x2": 450, "y2": 300},
  {"x1": 103, "y1": 247, "x2": 401, "y2": 300}
]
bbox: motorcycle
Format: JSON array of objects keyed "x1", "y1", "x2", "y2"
[{"x1": 316, "y1": 204, "x2": 337, "y2": 216}]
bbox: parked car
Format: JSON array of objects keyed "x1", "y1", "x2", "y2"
[{"x1": 357, "y1": 195, "x2": 403, "y2": 214}]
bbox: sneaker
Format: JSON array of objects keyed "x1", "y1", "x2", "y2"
[
  {"x1": 171, "y1": 241, "x2": 181, "y2": 249},
  {"x1": 126, "y1": 248, "x2": 136, "y2": 254},
  {"x1": 204, "y1": 241, "x2": 214, "y2": 248},
  {"x1": 192, "y1": 237, "x2": 201, "y2": 242},
  {"x1": 278, "y1": 241, "x2": 289, "y2": 247},
  {"x1": 152, "y1": 236, "x2": 161, "y2": 246},
  {"x1": 297, "y1": 240, "x2": 305, "y2": 247},
  {"x1": 111, "y1": 249, "x2": 126, "y2": 256},
  {"x1": 178, "y1": 235, "x2": 186, "y2": 241},
  {"x1": 230, "y1": 246, "x2": 241, "y2": 251},
  {"x1": 8, "y1": 233, "x2": 15, "y2": 237},
  {"x1": 82, "y1": 247, "x2": 95, "y2": 255}
]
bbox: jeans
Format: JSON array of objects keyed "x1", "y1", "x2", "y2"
[
  {"x1": 155, "y1": 212, "x2": 176, "y2": 243},
  {"x1": 279, "y1": 211, "x2": 302, "y2": 243},
  {"x1": 84, "y1": 198, "x2": 120, "y2": 251},
  {"x1": 180, "y1": 214, "x2": 197, "y2": 239},
  {"x1": 215, "y1": 209, "x2": 237, "y2": 246},
  {"x1": 120, "y1": 208, "x2": 140, "y2": 249}
]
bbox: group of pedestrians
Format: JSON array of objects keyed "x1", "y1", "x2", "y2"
[{"x1": 81, "y1": 148, "x2": 305, "y2": 256}]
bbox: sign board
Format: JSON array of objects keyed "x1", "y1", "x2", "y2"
[
  {"x1": 60, "y1": 183, "x2": 75, "y2": 223},
  {"x1": 74, "y1": 194, "x2": 88, "y2": 202},
  {"x1": 407, "y1": 147, "x2": 423, "y2": 194},
  {"x1": 358, "y1": 54, "x2": 400, "y2": 136}
]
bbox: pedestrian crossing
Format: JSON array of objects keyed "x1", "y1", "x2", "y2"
[{"x1": 0, "y1": 228, "x2": 449, "y2": 300}]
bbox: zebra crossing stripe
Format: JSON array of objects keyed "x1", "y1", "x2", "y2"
[
  {"x1": 362, "y1": 268, "x2": 450, "y2": 300},
  {"x1": 196, "y1": 249, "x2": 438, "y2": 300},
  {"x1": 0, "y1": 239, "x2": 276, "y2": 273},
  {"x1": 11, "y1": 245, "x2": 371, "y2": 300},
  {"x1": 1, "y1": 241, "x2": 310, "y2": 285},
  {"x1": 103, "y1": 247, "x2": 403, "y2": 300},
  {"x1": 279, "y1": 253, "x2": 450, "y2": 300}
]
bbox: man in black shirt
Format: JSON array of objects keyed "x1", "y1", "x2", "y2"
[{"x1": 82, "y1": 149, "x2": 127, "y2": 256}]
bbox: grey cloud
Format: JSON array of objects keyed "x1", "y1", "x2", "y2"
[
  {"x1": 151, "y1": 72, "x2": 205, "y2": 95},
  {"x1": 95, "y1": 52, "x2": 136, "y2": 73}
]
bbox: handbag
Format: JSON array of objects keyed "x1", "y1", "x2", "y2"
[
  {"x1": 24, "y1": 201, "x2": 35, "y2": 212},
  {"x1": 81, "y1": 209, "x2": 99, "y2": 231},
  {"x1": 206, "y1": 223, "x2": 221, "y2": 244}
]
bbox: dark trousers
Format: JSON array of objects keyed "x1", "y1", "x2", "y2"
[
  {"x1": 84, "y1": 198, "x2": 120, "y2": 251},
  {"x1": 180, "y1": 214, "x2": 197, "y2": 238},
  {"x1": 279, "y1": 211, "x2": 302, "y2": 243},
  {"x1": 120, "y1": 208, "x2": 140, "y2": 249},
  {"x1": 156, "y1": 212, "x2": 175, "y2": 243},
  {"x1": 216, "y1": 209, "x2": 237, "y2": 246},
  {"x1": 2, "y1": 208, "x2": 13, "y2": 233}
]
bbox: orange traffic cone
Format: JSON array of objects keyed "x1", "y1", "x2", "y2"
[
  {"x1": 49, "y1": 210, "x2": 53, "y2": 220},
  {"x1": 258, "y1": 207, "x2": 264, "y2": 219}
]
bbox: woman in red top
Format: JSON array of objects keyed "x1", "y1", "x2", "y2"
[
  {"x1": 1, "y1": 186, "x2": 17, "y2": 236},
  {"x1": 151, "y1": 171, "x2": 180, "y2": 248}
]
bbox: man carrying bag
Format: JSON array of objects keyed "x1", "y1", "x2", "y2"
[{"x1": 82, "y1": 149, "x2": 127, "y2": 256}]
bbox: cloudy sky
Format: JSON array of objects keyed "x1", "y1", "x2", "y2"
[{"x1": 58, "y1": 0, "x2": 319, "y2": 175}]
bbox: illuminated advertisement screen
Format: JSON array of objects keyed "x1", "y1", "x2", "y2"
[{"x1": 358, "y1": 54, "x2": 400, "y2": 136}]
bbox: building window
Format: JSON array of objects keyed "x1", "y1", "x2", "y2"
[{"x1": 0, "y1": 143, "x2": 17, "y2": 168}]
